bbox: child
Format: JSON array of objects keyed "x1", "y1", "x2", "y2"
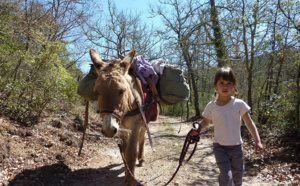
[{"x1": 196, "y1": 67, "x2": 263, "y2": 186}]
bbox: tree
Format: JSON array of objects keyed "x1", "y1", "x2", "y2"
[
  {"x1": 238, "y1": 0, "x2": 270, "y2": 109},
  {"x1": 209, "y1": 0, "x2": 227, "y2": 67},
  {"x1": 0, "y1": 0, "x2": 86, "y2": 124},
  {"x1": 277, "y1": 0, "x2": 300, "y2": 33},
  {"x1": 276, "y1": 0, "x2": 300, "y2": 131},
  {"x1": 150, "y1": 0, "x2": 210, "y2": 117},
  {"x1": 83, "y1": 0, "x2": 160, "y2": 59}
]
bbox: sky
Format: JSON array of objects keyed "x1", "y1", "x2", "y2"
[
  {"x1": 79, "y1": 0, "x2": 160, "y2": 73},
  {"x1": 107, "y1": 0, "x2": 162, "y2": 26},
  {"x1": 112, "y1": 0, "x2": 152, "y2": 11}
]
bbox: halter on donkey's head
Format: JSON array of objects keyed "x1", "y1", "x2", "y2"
[{"x1": 89, "y1": 48, "x2": 137, "y2": 137}]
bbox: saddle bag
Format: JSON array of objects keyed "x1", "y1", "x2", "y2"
[
  {"x1": 77, "y1": 65, "x2": 98, "y2": 101},
  {"x1": 157, "y1": 65, "x2": 190, "y2": 107}
]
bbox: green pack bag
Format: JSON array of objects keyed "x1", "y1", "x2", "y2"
[
  {"x1": 77, "y1": 65, "x2": 98, "y2": 101},
  {"x1": 157, "y1": 65, "x2": 190, "y2": 107}
]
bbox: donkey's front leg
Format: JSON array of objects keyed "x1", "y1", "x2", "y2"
[
  {"x1": 124, "y1": 124, "x2": 140, "y2": 186},
  {"x1": 137, "y1": 125, "x2": 146, "y2": 167},
  {"x1": 120, "y1": 131, "x2": 129, "y2": 153}
]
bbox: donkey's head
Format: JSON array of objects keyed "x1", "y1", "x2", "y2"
[{"x1": 90, "y1": 48, "x2": 136, "y2": 137}]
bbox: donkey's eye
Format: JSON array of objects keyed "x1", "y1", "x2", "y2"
[{"x1": 119, "y1": 90, "x2": 124, "y2": 97}]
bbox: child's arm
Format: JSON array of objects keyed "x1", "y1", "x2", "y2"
[
  {"x1": 200, "y1": 117, "x2": 211, "y2": 129},
  {"x1": 242, "y1": 111, "x2": 264, "y2": 156},
  {"x1": 195, "y1": 117, "x2": 211, "y2": 130}
]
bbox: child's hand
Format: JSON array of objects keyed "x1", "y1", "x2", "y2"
[
  {"x1": 192, "y1": 121, "x2": 202, "y2": 132},
  {"x1": 255, "y1": 142, "x2": 264, "y2": 156}
]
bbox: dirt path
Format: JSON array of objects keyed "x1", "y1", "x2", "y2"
[
  {"x1": 70, "y1": 115, "x2": 275, "y2": 186},
  {"x1": 1, "y1": 115, "x2": 276, "y2": 186},
  {"x1": 134, "y1": 115, "x2": 274, "y2": 186}
]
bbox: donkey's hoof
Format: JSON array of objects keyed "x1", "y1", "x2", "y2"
[
  {"x1": 138, "y1": 159, "x2": 145, "y2": 167},
  {"x1": 125, "y1": 177, "x2": 137, "y2": 186}
]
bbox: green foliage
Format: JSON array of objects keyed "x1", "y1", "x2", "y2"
[
  {"x1": 74, "y1": 113, "x2": 83, "y2": 125},
  {"x1": 160, "y1": 102, "x2": 188, "y2": 117},
  {"x1": 0, "y1": 1, "x2": 80, "y2": 125},
  {"x1": 252, "y1": 49, "x2": 300, "y2": 139}
]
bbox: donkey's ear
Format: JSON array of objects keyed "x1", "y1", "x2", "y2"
[
  {"x1": 123, "y1": 49, "x2": 136, "y2": 64},
  {"x1": 118, "y1": 55, "x2": 124, "y2": 60},
  {"x1": 120, "y1": 49, "x2": 136, "y2": 74},
  {"x1": 90, "y1": 48, "x2": 104, "y2": 74}
]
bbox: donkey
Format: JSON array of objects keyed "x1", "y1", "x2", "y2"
[{"x1": 90, "y1": 48, "x2": 146, "y2": 186}]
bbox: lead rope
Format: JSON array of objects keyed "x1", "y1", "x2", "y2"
[
  {"x1": 117, "y1": 122, "x2": 202, "y2": 186},
  {"x1": 163, "y1": 122, "x2": 201, "y2": 185},
  {"x1": 118, "y1": 139, "x2": 145, "y2": 186},
  {"x1": 131, "y1": 77, "x2": 156, "y2": 152}
]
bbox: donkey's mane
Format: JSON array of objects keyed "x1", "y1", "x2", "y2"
[{"x1": 99, "y1": 61, "x2": 128, "y2": 81}]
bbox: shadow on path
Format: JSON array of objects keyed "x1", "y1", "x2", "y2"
[{"x1": 9, "y1": 163, "x2": 124, "y2": 186}]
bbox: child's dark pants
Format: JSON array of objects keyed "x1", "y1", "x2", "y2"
[{"x1": 213, "y1": 143, "x2": 244, "y2": 186}]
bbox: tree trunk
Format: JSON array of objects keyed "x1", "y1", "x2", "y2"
[
  {"x1": 186, "y1": 100, "x2": 189, "y2": 120},
  {"x1": 184, "y1": 53, "x2": 200, "y2": 117},
  {"x1": 296, "y1": 64, "x2": 300, "y2": 127},
  {"x1": 242, "y1": 0, "x2": 252, "y2": 108},
  {"x1": 247, "y1": 70, "x2": 253, "y2": 109},
  {"x1": 274, "y1": 55, "x2": 284, "y2": 95},
  {"x1": 210, "y1": 0, "x2": 226, "y2": 67}
]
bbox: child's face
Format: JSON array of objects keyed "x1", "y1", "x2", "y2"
[{"x1": 215, "y1": 78, "x2": 234, "y2": 97}]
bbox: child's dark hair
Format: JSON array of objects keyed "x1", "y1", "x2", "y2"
[{"x1": 214, "y1": 67, "x2": 238, "y2": 96}]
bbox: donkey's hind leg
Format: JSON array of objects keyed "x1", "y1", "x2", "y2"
[{"x1": 137, "y1": 125, "x2": 146, "y2": 167}]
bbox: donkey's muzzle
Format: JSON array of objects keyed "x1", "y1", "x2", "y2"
[{"x1": 101, "y1": 115, "x2": 119, "y2": 137}]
